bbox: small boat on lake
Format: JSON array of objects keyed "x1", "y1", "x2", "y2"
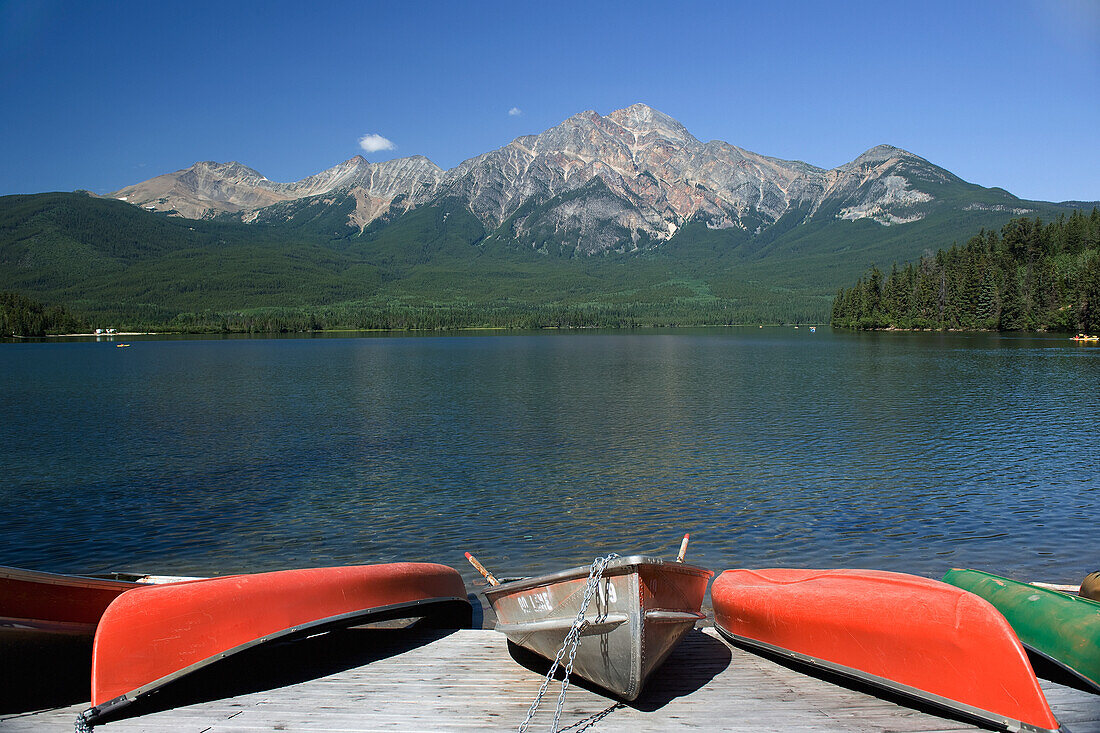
[
  {"x1": 712, "y1": 568, "x2": 1061, "y2": 733},
  {"x1": 943, "y1": 568, "x2": 1100, "y2": 694},
  {"x1": 474, "y1": 545, "x2": 712, "y2": 701},
  {"x1": 1071, "y1": 333, "x2": 1099, "y2": 341},
  {"x1": 80, "y1": 562, "x2": 470, "y2": 727}
]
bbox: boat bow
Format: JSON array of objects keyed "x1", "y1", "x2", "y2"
[
  {"x1": 484, "y1": 555, "x2": 712, "y2": 701},
  {"x1": 713, "y1": 568, "x2": 1062, "y2": 733},
  {"x1": 83, "y1": 562, "x2": 469, "y2": 724}
]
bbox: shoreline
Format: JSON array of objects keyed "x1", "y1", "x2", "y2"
[
  {"x1": 5, "y1": 324, "x2": 1092, "y2": 341},
  {"x1": 46, "y1": 331, "x2": 160, "y2": 337},
  {"x1": 12, "y1": 324, "x2": 823, "y2": 340}
]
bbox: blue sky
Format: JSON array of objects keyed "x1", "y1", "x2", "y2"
[{"x1": 1, "y1": 0, "x2": 1097, "y2": 202}]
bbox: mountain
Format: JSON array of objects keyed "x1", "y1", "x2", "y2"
[
  {"x1": 108, "y1": 104, "x2": 1036, "y2": 255},
  {"x1": 113, "y1": 155, "x2": 444, "y2": 223},
  {"x1": 2, "y1": 105, "x2": 1094, "y2": 331}
]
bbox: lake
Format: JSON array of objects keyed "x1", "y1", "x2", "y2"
[{"x1": 1, "y1": 328, "x2": 1097, "y2": 590}]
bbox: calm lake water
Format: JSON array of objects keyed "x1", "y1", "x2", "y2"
[{"x1": 2, "y1": 328, "x2": 1098, "y2": 589}]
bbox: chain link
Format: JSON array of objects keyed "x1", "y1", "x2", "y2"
[
  {"x1": 518, "y1": 553, "x2": 619, "y2": 733},
  {"x1": 74, "y1": 710, "x2": 94, "y2": 733}
]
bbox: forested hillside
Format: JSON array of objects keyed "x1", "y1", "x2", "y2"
[
  {"x1": 832, "y1": 209, "x2": 1100, "y2": 332},
  {"x1": 0, "y1": 193, "x2": 827, "y2": 332},
  {"x1": 1, "y1": 291, "x2": 87, "y2": 336},
  {"x1": 2, "y1": 191, "x2": 1096, "y2": 334}
]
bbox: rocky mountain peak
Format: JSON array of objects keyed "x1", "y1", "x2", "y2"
[
  {"x1": 401, "y1": 154, "x2": 438, "y2": 166},
  {"x1": 110, "y1": 103, "x2": 976, "y2": 244},
  {"x1": 844, "y1": 144, "x2": 920, "y2": 168},
  {"x1": 319, "y1": 155, "x2": 372, "y2": 176},
  {"x1": 373, "y1": 155, "x2": 444, "y2": 174},
  {"x1": 192, "y1": 161, "x2": 266, "y2": 181},
  {"x1": 606, "y1": 103, "x2": 695, "y2": 145}
]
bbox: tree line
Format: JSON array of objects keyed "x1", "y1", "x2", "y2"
[
  {"x1": 1, "y1": 291, "x2": 88, "y2": 337},
  {"x1": 1, "y1": 294, "x2": 821, "y2": 338},
  {"x1": 160, "y1": 300, "x2": 820, "y2": 333},
  {"x1": 832, "y1": 209, "x2": 1100, "y2": 332}
]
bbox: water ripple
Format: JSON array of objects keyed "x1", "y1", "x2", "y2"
[{"x1": 1, "y1": 329, "x2": 1098, "y2": 586}]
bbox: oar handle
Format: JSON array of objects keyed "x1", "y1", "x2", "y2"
[
  {"x1": 465, "y1": 552, "x2": 500, "y2": 586},
  {"x1": 676, "y1": 533, "x2": 690, "y2": 563}
]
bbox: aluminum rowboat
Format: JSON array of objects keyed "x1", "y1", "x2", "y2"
[
  {"x1": 713, "y1": 568, "x2": 1062, "y2": 733},
  {"x1": 483, "y1": 555, "x2": 712, "y2": 701},
  {"x1": 81, "y1": 562, "x2": 470, "y2": 725},
  {"x1": 944, "y1": 568, "x2": 1100, "y2": 694}
]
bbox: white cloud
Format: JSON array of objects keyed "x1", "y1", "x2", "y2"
[
  {"x1": 358, "y1": 133, "x2": 396, "y2": 153},
  {"x1": 508, "y1": 107, "x2": 522, "y2": 117}
]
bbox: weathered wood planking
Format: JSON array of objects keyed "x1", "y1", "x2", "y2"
[{"x1": 3, "y1": 628, "x2": 1098, "y2": 732}]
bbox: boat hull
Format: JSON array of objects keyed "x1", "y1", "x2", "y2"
[
  {"x1": 84, "y1": 562, "x2": 470, "y2": 724},
  {"x1": 713, "y1": 568, "x2": 1061, "y2": 733},
  {"x1": 0, "y1": 565, "x2": 141, "y2": 639},
  {"x1": 943, "y1": 568, "x2": 1100, "y2": 693},
  {"x1": 484, "y1": 556, "x2": 712, "y2": 700}
]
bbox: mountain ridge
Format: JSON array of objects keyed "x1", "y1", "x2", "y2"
[
  {"x1": 4, "y1": 103, "x2": 1092, "y2": 330},
  {"x1": 109, "y1": 104, "x2": 1016, "y2": 250}
]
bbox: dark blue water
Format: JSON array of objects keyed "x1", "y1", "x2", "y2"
[{"x1": 2, "y1": 329, "x2": 1097, "y2": 588}]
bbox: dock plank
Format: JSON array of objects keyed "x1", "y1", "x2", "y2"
[{"x1": 2, "y1": 628, "x2": 1097, "y2": 732}]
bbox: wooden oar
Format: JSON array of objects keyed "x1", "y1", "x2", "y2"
[
  {"x1": 465, "y1": 552, "x2": 500, "y2": 586},
  {"x1": 676, "y1": 533, "x2": 690, "y2": 563},
  {"x1": 1029, "y1": 581, "x2": 1080, "y2": 595}
]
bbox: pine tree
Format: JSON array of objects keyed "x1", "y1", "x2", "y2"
[
  {"x1": 831, "y1": 211, "x2": 1100, "y2": 332},
  {"x1": 1079, "y1": 254, "x2": 1100, "y2": 334}
]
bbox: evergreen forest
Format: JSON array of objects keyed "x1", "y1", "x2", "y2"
[
  {"x1": 3, "y1": 192, "x2": 1099, "y2": 337},
  {"x1": 0, "y1": 291, "x2": 88, "y2": 337},
  {"x1": 831, "y1": 210, "x2": 1100, "y2": 333}
]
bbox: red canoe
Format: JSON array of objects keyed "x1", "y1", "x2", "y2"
[
  {"x1": 0, "y1": 565, "x2": 141, "y2": 640},
  {"x1": 81, "y1": 562, "x2": 469, "y2": 725},
  {"x1": 713, "y1": 568, "x2": 1061, "y2": 733}
]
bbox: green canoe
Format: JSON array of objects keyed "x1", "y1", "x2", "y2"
[{"x1": 943, "y1": 568, "x2": 1100, "y2": 693}]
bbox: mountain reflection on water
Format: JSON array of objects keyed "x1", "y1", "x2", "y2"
[{"x1": 2, "y1": 328, "x2": 1097, "y2": 587}]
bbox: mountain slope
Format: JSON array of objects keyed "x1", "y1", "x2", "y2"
[
  {"x1": 0, "y1": 192, "x2": 829, "y2": 327},
  {"x1": 0, "y1": 193, "x2": 384, "y2": 318},
  {"x1": 114, "y1": 155, "x2": 444, "y2": 223},
  {"x1": 3, "y1": 190, "x2": 1088, "y2": 331}
]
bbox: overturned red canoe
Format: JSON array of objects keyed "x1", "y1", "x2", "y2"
[
  {"x1": 713, "y1": 568, "x2": 1061, "y2": 733},
  {"x1": 0, "y1": 565, "x2": 140, "y2": 640},
  {"x1": 82, "y1": 562, "x2": 469, "y2": 725}
]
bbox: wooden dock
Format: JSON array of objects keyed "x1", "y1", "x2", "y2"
[{"x1": 3, "y1": 627, "x2": 1098, "y2": 732}]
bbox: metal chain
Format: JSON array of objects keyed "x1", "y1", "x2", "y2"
[
  {"x1": 74, "y1": 710, "x2": 94, "y2": 733},
  {"x1": 518, "y1": 553, "x2": 619, "y2": 733}
]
